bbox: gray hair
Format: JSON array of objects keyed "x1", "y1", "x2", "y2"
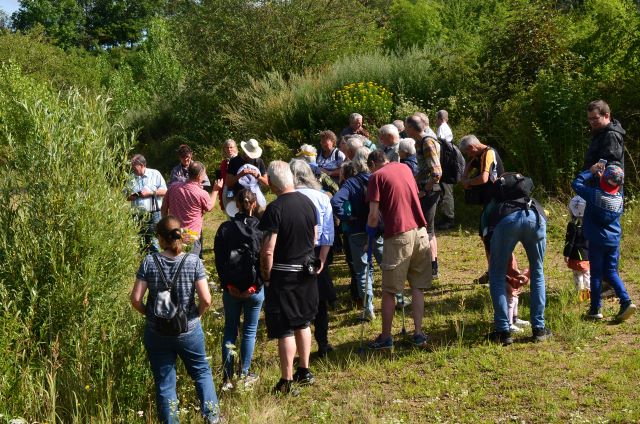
[
  {"x1": 346, "y1": 135, "x2": 364, "y2": 152},
  {"x1": 349, "y1": 112, "x2": 363, "y2": 123},
  {"x1": 289, "y1": 159, "x2": 321, "y2": 190},
  {"x1": 459, "y1": 134, "x2": 481, "y2": 152},
  {"x1": 267, "y1": 160, "x2": 294, "y2": 192},
  {"x1": 131, "y1": 154, "x2": 146, "y2": 166},
  {"x1": 296, "y1": 144, "x2": 317, "y2": 164},
  {"x1": 223, "y1": 139, "x2": 236, "y2": 147},
  {"x1": 398, "y1": 138, "x2": 416, "y2": 156},
  {"x1": 392, "y1": 119, "x2": 405, "y2": 132},
  {"x1": 414, "y1": 112, "x2": 429, "y2": 127},
  {"x1": 379, "y1": 124, "x2": 400, "y2": 139},
  {"x1": 351, "y1": 147, "x2": 371, "y2": 174},
  {"x1": 436, "y1": 110, "x2": 448, "y2": 121}
]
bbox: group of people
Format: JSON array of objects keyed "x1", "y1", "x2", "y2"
[{"x1": 127, "y1": 100, "x2": 635, "y2": 423}]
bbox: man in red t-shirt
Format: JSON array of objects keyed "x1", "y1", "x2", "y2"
[
  {"x1": 365, "y1": 151, "x2": 432, "y2": 349},
  {"x1": 162, "y1": 161, "x2": 223, "y2": 257}
]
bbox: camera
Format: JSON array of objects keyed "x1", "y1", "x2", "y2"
[{"x1": 303, "y1": 256, "x2": 321, "y2": 276}]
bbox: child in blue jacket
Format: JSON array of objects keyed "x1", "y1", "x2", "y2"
[{"x1": 571, "y1": 163, "x2": 636, "y2": 321}]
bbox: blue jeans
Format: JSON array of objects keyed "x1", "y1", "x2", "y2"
[
  {"x1": 588, "y1": 243, "x2": 631, "y2": 311},
  {"x1": 222, "y1": 289, "x2": 264, "y2": 379},
  {"x1": 489, "y1": 210, "x2": 547, "y2": 332},
  {"x1": 144, "y1": 320, "x2": 219, "y2": 423},
  {"x1": 349, "y1": 232, "x2": 383, "y2": 314}
]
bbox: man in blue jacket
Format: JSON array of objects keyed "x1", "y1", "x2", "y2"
[{"x1": 572, "y1": 163, "x2": 636, "y2": 322}]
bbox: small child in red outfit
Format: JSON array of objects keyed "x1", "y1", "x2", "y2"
[{"x1": 564, "y1": 196, "x2": 590, "y2": 302}]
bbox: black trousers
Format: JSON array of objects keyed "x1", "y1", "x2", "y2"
[{"x1": 314, "y1": 246, "x2": 335, "y2": 347}]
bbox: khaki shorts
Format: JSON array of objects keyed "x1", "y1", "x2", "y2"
[{"x1": 380, "y1": 227, "x2": 432, "y2": 294}]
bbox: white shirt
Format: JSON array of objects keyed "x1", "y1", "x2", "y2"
[{"x1": 437, "y1": 122, "x2": 453, "y2": 143}]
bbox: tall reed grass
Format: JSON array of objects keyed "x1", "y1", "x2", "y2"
[{"x1": 0, "y1": 64, "x2": 148, "y2": 422}]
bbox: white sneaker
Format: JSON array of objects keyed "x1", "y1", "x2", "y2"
[
  {"x1": 221, "y1": 381, "x2": 234, "y2": 392},
  {"x1": 509, "y1": 324, "x2": 524, "y2": 333},
  {"x1": 514, "y1": 318, "x2": 531, "y2": 327}
]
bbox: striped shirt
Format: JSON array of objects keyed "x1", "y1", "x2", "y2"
[{"x1": 137, "y1": 253, "x2": 206, "y2": 332}]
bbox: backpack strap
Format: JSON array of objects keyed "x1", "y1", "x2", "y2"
[{"x1": 151, "y1": 253, "x2": 190, "y2": 291}]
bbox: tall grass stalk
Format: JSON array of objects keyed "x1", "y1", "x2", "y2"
[{"x1": 0, "y1": 64, "x2": 148, "y2": 421}]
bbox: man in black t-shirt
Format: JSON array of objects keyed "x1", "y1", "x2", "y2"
[
  {"x1": 225, "y1": 138, "x2": 268, "y2": 193},
  {"x1": 259, "y1": 161, "x2": 318, "y2": 395}
]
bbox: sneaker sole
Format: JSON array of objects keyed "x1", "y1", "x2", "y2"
[
  {"x1": 369, "y1": 344, "x2": 393, "y2": 350},
  {"x1": 616, "y1": 304, "x2": 637, "y2": 322},
  {"x1": 585, "y1": 314, "x2": 603, "y2": 321}
]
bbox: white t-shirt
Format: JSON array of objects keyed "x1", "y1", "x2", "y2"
[{"x1": 437, "y1": 122, "x2": 453, "y2": 143}]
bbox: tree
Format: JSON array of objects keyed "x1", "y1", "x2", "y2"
[
  {"x1": 82, "y1": 0, "x2": 167, "y2": 48},
  {"x1": 384, "y1": 0, "x2": 443, "y2": 50},
  {"x1": 0, "y1": 9, "x2": 10, "y2": 29},
  {"x1": 12, "y1": 0, "x2": 85, "y2": 49},
  {"x1": 12, "y1": 0, "x2": 168, "y2": 49}
]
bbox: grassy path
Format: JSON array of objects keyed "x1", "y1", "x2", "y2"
[{"x1": 188, "y1": 200, "x2": 640, "y2": 423}]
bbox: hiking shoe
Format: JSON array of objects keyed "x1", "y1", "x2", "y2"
[
  {"x1": 532, "y1": 327, "x2": 552, "y2": 342},
  {"x1": 615, "y1": 302, "x2": 637, "y2": 322},
  {"x1": 317, "y1": 344, "x2": 334, "y2": 357},
  {"x1": 292, "y1": 367, "x2": 315, "y2": 386},
  {"x1": 514, "y1": 318, "x2": 530, "y2": 327},
  {"x1": 509, "y1": 324, "x2": 524, "y2": 333},
  {"x1": 585, "y1": 309, "x2": 603, "y2": 320},
  {"x1": 221, "y1": 380, "x2": 234, "y2": 392},
  {"x1": 368, "y1": 334, "x2": 393, "y2": 350},
  {"x1": 488, "y1": 330, "x2": 513, "y2": 346},
  {"x1": 238, "y1": 373, "x2": 259, "y2": 390},
  {"x1": 272, "y1": 378, "x2": 299, "y2": 396},
  {"x1": 412, "y1": 333, "x2": 429, "y2": 348},
  {"x1": 474, "y1": 272, "x2": 489, "y2": 285}
]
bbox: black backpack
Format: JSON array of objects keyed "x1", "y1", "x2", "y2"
[
  {"x1": 214, "y1": 215, "x2": 262, "y2": 291},
  {"x1": 490, "y1": 172, "x2": 534, "y2": 202},
  {"x1": 438, "y1": 139, "x2": 466, "y2": 184}
]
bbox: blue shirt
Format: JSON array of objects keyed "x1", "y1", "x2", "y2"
[
  {"x1": 317, "y1": 148, "x2": 345, "y2": 172},
  {"x1": 331, "y1": 172, "x2": 370, "y2": 234},
  {"x1": 572, "y1": 170, "x2": 623, "y2": 246},
  {"x1": 129, "y1": 168, "x2": 167, "y2": 212},
  {"x1": 296, "y1": 187, "x2": 335, "y2": 246}
]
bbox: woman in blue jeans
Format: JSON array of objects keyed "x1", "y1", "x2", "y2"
[
  {"x1": 130, "y1": 215, "x2": 220, "y2": 424},
  {"x1": 214, "y1": 189, "x2": 264, "y2": 389}
]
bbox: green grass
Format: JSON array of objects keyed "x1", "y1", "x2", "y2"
[
  {"x1": 149, "y1": 197, "x2": 637, "y2": 424},
  {"x1": 39, "y1": 197, "x2": 636, "y2": 424}
]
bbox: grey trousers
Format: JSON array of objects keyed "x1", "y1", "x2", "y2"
[{"x1": 438, "y1": 183, "x2": 455, "y2": 222}]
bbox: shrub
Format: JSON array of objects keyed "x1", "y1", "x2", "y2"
[
  {"x1": 0, "y1": 64, "x2": 148, "y2": 421},
  {"x1": 332, "y1": 81, "x2": 394, "y2": 130}
]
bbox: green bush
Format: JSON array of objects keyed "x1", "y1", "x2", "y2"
[
  {"x1": 0, "y1": 64, "x2": 148, "y2": 422},
  {"x1": 224, "y1": 45, "x2": 474, "y2": 147},
  {"x1": 333, "y1": 81, "x2": 394, "y2": 130}
]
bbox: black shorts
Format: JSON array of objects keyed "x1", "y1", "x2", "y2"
[
  {"x1": 265, "y1": 316, "x2": 310, "y2": 339},
  {"x1": 420, "y1": 190, "x2": 442, "y2": 236},
  {"x1": 264, "y1": 270, "x2": 318, "y2": 339}
]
